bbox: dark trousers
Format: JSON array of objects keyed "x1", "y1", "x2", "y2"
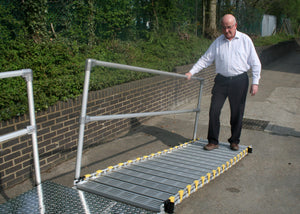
[{"x1": 208, "y1": 72, "x2": 249, "y2": 145}]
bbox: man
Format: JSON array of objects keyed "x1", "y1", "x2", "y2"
[{"x1": 185, "y1": 14, "x2": 261, "y2": 151}]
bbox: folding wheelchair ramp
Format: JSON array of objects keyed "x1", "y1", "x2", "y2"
[
  {"x1": 76, "y1": 140, "x2": 251, "y2": 213},
  {"x1": 74, "y1": 60, "x2": 252, "y2": 213}
]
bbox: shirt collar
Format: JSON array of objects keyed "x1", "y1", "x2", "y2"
[
  {"x1": 222, "y1": 30, "x2": 240, "y2": 41},
  {"x1": 234, "y1": 30, "x2": 241, "y2": 39}
]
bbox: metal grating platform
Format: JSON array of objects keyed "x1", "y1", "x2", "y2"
[
  {"x1": 76, "y1": 139, "x2": 251, "y2": 213},
  {"x1": 0, "y1": 181, "x2": 152, "y2": 214}
]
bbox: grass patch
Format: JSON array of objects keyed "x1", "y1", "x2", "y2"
[{"x1": 253, "y1": 33, "x2": 296, "y2": 47}]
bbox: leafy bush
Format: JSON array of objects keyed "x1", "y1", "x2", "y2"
[{"x1": 0, "y1": 34, "x2": 211, "y2": 121}]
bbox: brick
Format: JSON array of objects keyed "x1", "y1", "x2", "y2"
[
  {"x1": 105, "y1": 96, "x2": 113, "y2": 102},
  {"x1": 56, "y1": 115, "x2": 69, "y2": 123},
  {"x1": 57, "y1": 127, "x2": 70, "y2": 135},
  {"x1": 37, "y1": 127, "x2": 50, "y2": 135},
  {"x1": 0, "y1": 160, "x2": 13, "y2": 171},
  {"x1": 5, "y1": 164, "x2": 22, "y2": 174},
  {"x1": 69, "y1": 124, "x2": 78, "y2": 132},
  {"x1": 38, "y1": 139, "x2": 51, "y2": 148},
  {"x1": 14, "y1": 154, "x2": 31, "y2": 164},
  {"x1": 69, "y1": 112, "x2": 78, "y2": 118},
  {"x1": 2, "y1": 138, "x2": 19, "y2": 149},
  {"x1": 47, "y1": 153, "x2": 60, "y2": 163},
  {"x1": 12, "y1": 142, "x2": 28, "y2": 152},
  {"x1": 65, "y1": 141, "x2": 76, "y2": 149},
  {"x1": 62, "y1": 108, "x2": 73, "y2": 115},
  {"x1": 38, "y1": 147, "x2": 45, "y2": 155},
  {"x1": 48, "y1": 112, "x2": 61, "y2": 120},
  {"x1": 63, "y1": 130, "x2": 75, "y2": 139},
  {"x1": 22, "y1": 146, "x2": 33, "y2": 155},
  {"x1": 42, "y1": 120, "x2": 55, "y2": 128},
  {"x1": 74, "y1": 106, "x2": 81, "y2": 112},
  {"x1": 40, "y1": 159, "x2": 46, "y2": 166},
  {"x1": 15, "y1": 166, "x2": 31, "y2": 177},
  {"x1": 35, "y1": 115, "x2": 48, "y2": 123},
  {"x1": 16, "y1": 122, "x2": 30, "y2": 130},
  {"x1": 44, "y1": 132, "x2": 56, "y2": 141},
  {"x1": 4, "y1": 151, "x2": 21, "y2": 162},
  {"x1": 46, "y1": 143, "x2": 57, "y2": 151},
  {"x1": 0, "y1": 148, "x2": 11, "y2": 156},
  {"x1": 100, "y1": 102, "x2": 109, "y2": 108},
  {"x1": 51, "y1": 123, "x2": 64, "y2": 131},
  {"x1": 0, "y1": 126, "x2": 15, "y2": 135},
  {"x1": 22, "y1": 159, "x2": 32, "y2": 168},
  {"x1": 20, "y1": 134, "x2": 31, "y2": 142},
  {"x1": 64, "y1": 119, "x2": 76, "y2": 126},
  {"x1": 1, "y1": 174, "x2": 15, "y2": 183},
  {"x1": 59, "y1": 137, "x2": 71, "y2": 146}
]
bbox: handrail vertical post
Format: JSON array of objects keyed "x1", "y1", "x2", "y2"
[
  {"x1": 75, "y1": 59, "x2": 93, "y2": 180},
  {"x1": 192, "y1": 80, "x2": 204, "y2": 140},
  {"x1": 24, "y1": 69, "x2": 41, "y2": 185}
]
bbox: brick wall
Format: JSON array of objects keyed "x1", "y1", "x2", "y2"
[{"x1": 0, "y1": 39, "x2": 297, "y2": 190}]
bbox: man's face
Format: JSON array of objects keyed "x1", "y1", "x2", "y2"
[{"x1": 222, "y1": 20, "x2": 237, "y2": 40}]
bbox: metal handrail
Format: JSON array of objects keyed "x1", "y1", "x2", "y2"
[
  {"x1": 74, "y1": 59, "x2": 204, "y2": 181},
  {"x1": 91, "y1": 59, "x2": 204, "y2": 81},
  {"x1": 0, "y1": 69, "x2": 41, "y2": 185}
]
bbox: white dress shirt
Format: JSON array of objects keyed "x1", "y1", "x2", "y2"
[{"x1": 189, "y1": 30, "x2": 261, "y2": 85}]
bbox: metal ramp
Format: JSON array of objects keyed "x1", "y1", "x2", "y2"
[{"x1": 76, "y1": 139, "x2": 251, "y2": 213}]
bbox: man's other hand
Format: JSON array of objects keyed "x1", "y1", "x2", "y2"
[{"x1": 250, "y1": 84, "x2": 259, "y2": 96}]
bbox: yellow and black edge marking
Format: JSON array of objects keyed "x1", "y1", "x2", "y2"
[{"x1": 75, "y1": 139, "x2": 252, "y2": 213}]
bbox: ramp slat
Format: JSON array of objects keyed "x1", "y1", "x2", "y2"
[
  {"x1": 93, "y1": 176, "x2": 171, "y2": 200},
  {"x1": 114, "y1": 169, "x2": 188, "y2": 188},
  {"x1": 106, "y1": 172, "x2": 179, "y2": 193},
  {"x1": 77, "y1": 180, "x2": 163, "y2": 212}
]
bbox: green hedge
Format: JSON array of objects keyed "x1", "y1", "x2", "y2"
[{"x1": 0, "y1": 34, "x2": 212, "y2": 121}]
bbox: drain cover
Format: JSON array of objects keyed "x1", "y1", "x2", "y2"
[{"x1": 242, "y1": 118, "x2": 269, "y2": 131}]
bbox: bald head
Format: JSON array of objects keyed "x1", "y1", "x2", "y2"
[
  {"x1": 221, "y1": 14, "x2": 237, "y2": 25},
  {"x1": 221, "y1": 14, "x2": 237, "y2": 40}
]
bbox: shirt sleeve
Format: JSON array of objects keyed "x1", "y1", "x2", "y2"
[
  {"x1": 189, "y1": 41, "x2": 216, "y2": 75},
  {"x1": 247, "y1": 38, "x2": 261, "y2": 85}
]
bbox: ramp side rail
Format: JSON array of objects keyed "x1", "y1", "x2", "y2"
[
  {"x1": 0, "y1": 69, "x2": 41, "y2": 185},
  {"x1": 75, "y1": 59, "x2": 205, "y2": 181}
]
